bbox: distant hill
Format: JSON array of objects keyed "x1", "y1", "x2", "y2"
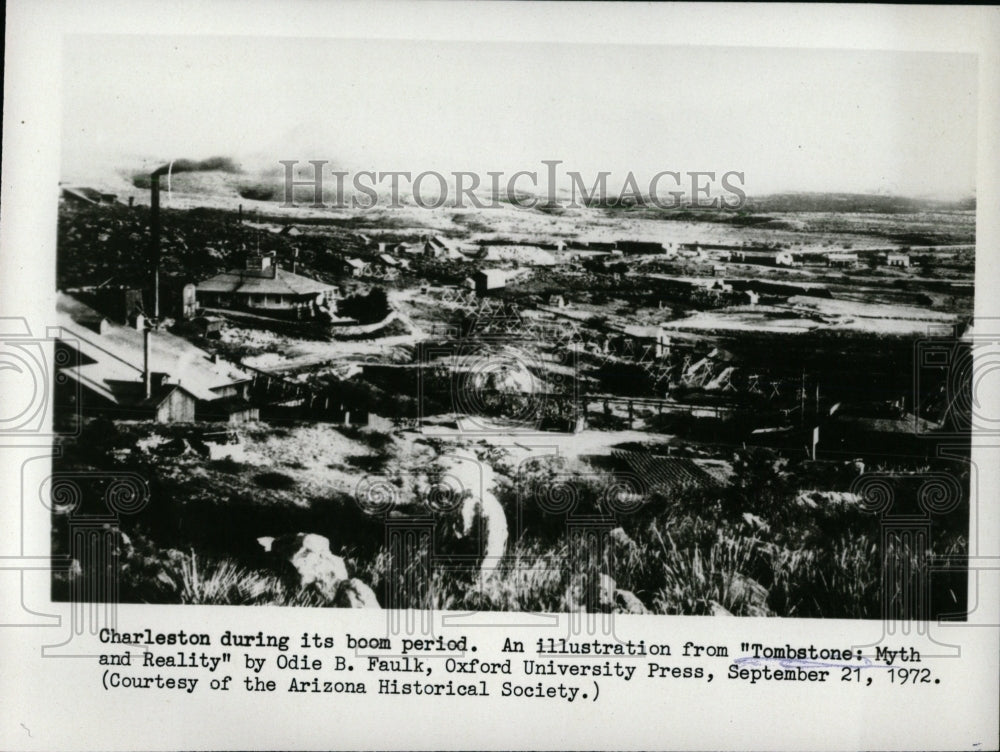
[{"x1": 739, "y1": 192, "x2": 975, "y2": 214}]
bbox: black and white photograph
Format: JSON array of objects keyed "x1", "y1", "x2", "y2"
[
  {"x1": 50, "y1": 35, "x2": 976, "y2": 619},
  {"x1": 2, "y1": 3, "x2": 998, "y2": 751}
]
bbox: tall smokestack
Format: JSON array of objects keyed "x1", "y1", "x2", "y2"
[
  {"x1": 148, "y1": 158, "x2": 239, "y2": 322},
  {"x1": 150, "y1": 175, "x2": 161, "y2": 320},
  {"x1": 143, "y1": 327, "x2": 152, "y2": 399}
]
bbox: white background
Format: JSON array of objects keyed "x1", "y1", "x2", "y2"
[{"x1": 2, "y1": 2, "x2": 998, "y2": 750}]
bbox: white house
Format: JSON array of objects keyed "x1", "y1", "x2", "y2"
[{"x1": 196, "y1": 254, "x2": 338, "y2": 317}]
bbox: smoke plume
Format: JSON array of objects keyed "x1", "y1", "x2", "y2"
[{"x1": 151, "y1": 157, "x2": 241, "y2": 177}]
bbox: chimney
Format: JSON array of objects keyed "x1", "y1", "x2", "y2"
[
  {"x1": 143, "y1": 327, "x2": 152, "y2": 399},
  {"x1": 238, "y1": 203, "x2": 243, "y2": 223},
  {"x1": 128, "y1": 196, "x2": 135, "y2": 208},
  {"x1": 149, "y1": 174, "x2": 161, "y2": 320}
]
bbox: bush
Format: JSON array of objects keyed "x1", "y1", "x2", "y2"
[
  {"x1": 253, "y1": 471, "x2": 297, "y2": 490},
  {"x1": 767, "y1": 533, "x2": 880, "y2": 618},
  {"x1": 210, "y1": 457, "x2": 243, "y2": 474},
  {"x1": 177, "y1": 552, "x2": 326, "y2": 606},
  {"x1": 338, "y1": 287, "x2": 390, "y2": 324}
]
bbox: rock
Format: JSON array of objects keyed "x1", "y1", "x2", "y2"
[
  {"x1": 741, "y1": 512, "x2": 770, "y2": 532},
  {"x1": 614, "y1": 588, "x2": 649, "y2": 614},
  {"x1": 710, "y1": 600, "x2": 734, "y2": 616},
  {"x1": 420, "y1": 452, "x2": 508, "y2": 576},
  {"x1": 334, "y1": 578, "x2": 381, "y2": 609},
  {"x1": 455, "y1": 492, "x2": 508, "y2": 576},
  {"x1": 562, "y1": 572, "x2": 616, "y2": 613},
  {"x1": 208, "y1": 441, "x2": 245, "y2": 462},
  {"x1": 155, "y1": 437, "x2": 195, "y2": 457},
  {"x1": 794, "y1": 490, "x2": 863, "y2": 513},
  {"x1": 724, "y1": 573, "x2": 769, "y2": 617},
  {"x1": 258, "y1": 533, "x2": 348, "y2": 600},
  {"x1": 156, "y1": 571, "x2": 178, "y2": 590},
  {"x1": 93, "y1": 524, "x2": 133, "y2": 560},
  {"x1": 136, "y1": 433, "x2": 171, "y2": 454},
  {"x1": 610, "y1": 526, "x2": 637, "y2": 551}
]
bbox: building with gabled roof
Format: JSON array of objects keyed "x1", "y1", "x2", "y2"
[
  {"x1": 60, "y1": 185, "x2": 119, "y2": 206},
  {"x1": 195, "y1": 253, "x2": 338, "y2": 318},
  {"x1": 55, "y1": 293, "x2": 257, "y2": 423}
]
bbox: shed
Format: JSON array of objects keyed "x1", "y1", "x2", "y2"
[
  {"x1": 144, "y1": 383, "x2": 198, "y2": 422},
  {"x1": 474, "y1": 270, "x2": 507, "y2": 296},
  {"x1": 827, "y1": 252, "x2": 860, "y2": 267},
  {"x1": 344, "y1": 258, "x2": 368, "y2": 277}
]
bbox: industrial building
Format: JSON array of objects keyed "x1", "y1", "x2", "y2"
[
  {"x1": 616, "y1": 240, "x2": 665, "y2": 255},
  {"x1": 55, "y1": 293, "x2": 258, "y2": 423}
]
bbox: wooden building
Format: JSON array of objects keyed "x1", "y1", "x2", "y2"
[
  {"x1": 195, "y1": 254, "x2": 338, "y2": 318},
  {"x1": 474, "y1": 269, "x2": 508, "y2": 296},
  {"x1": 56, "y1": 293, "x2": 258, "y2": 423}
]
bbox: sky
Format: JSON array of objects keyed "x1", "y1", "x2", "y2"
[{"x1": 61, "y1": 35, "x2": 978, "y2": 198}]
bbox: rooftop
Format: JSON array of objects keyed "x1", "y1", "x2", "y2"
[
  {"x1": 196, "y1": 266, "x2": 335, "y2": 296},
  {"x1": 57, "y1": 292, "x2": 252, "y2": 403}
]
